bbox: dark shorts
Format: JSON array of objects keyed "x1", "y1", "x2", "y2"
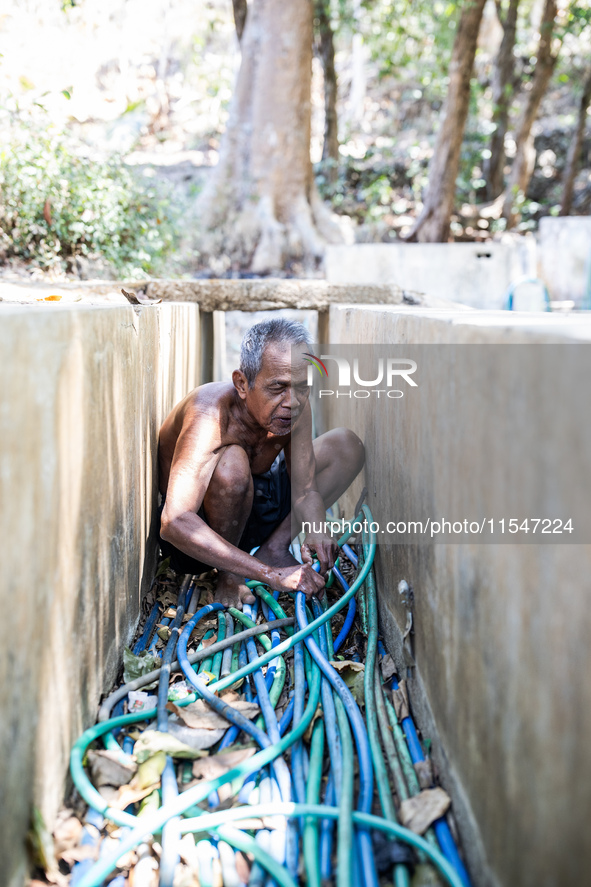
[{"x1": 159, "y1": 452, "x2": 291, "y2": 576}]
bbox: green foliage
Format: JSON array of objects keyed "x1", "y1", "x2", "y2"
[
  {"x1": 0, "y1": 115, "x2": 179, "y2": 276},
  {"x1": 358, "y1": 0, "x2": 459, "y2": 101}
]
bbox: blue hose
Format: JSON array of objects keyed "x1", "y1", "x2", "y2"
[
  {"x1": 133, "y1": 601, "x2": 161, "y2": 654},
  {"x1": 295, "y1": 593, "x2": 378, "y2": 887},
  {"x1": 332, "y1": 566, "x2": 356, "y2": 653},
  {"x1": 157, "y1": 580, "x2": 192, "y2": 887},
  {"x1": 391, "y1": 676, "x2": 472, "y2": 887},
  {"x1": 312, "y1": 598, "x2": 342, "y2": 800}
]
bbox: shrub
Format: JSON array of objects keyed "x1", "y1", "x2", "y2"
[{"x1": 0, "y1": 118, "x2": 178, "y2": 276}]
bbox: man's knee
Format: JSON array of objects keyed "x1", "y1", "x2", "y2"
[
  {"x1": 333, "y1": 427, "x2": 365, "y2": 474},
  {"x1": 211, "y1": 445, "x2": 252, "y2": 498},
  {"x1": 314, "y1": 427, "x2": 365, "y2": 480}
]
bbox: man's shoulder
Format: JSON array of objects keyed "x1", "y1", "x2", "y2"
[{"x1": 183, "y1": 381, "x2": 235, "y2": 419}]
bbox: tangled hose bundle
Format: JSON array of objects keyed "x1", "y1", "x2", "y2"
[{"x1": 67, "y1": 507, "x2": 471, "y2": 887}]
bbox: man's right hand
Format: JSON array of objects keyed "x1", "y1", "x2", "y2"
[{"x1": 270, "y1": 563, "x2": 326, "y2": 597}]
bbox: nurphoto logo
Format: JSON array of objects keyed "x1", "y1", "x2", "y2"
[{"x1": 305, "y1": 353, "x2": 418, "y2": 399}]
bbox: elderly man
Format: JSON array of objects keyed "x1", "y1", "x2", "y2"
[{"x1": 158, "y1": 318, "x2": 364, "y2": 608}]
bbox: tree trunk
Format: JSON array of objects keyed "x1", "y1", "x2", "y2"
[
  {"x1": 232, "y1": 0, "x2": 248, "y2": 43},
  {"x1": 406, "y1": 0, "x2": 488, "y2": 243},
  {"x1": 484, "y1": 0, "x2": 521, "y2": 200},
  {"x1": 560, "y1": 67, "x2": 591, "y2": 216},
  {"x1": 502, "y1": 0, "x2": 559, "y2": 227},
  {"x1": 196, "y1": 0, "x2": 341, "y2": 274},
  {"x1": 315, "y1": 0, "x2": 339, "y2": 178}
]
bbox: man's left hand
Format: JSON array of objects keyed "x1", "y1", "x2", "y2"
[{"x1": 301, "y1": 534, "x2": 338, "y2": 577}]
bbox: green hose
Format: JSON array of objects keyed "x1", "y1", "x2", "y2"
[
  {"x1": 322, "y1": 605, "x2": 353, "y2": 887},
  {"x1": 374, "y1": 670, "x2": 409, "y2": 802},
  {"x1": 178, "y1": 803, "x2": 464, "y2": 887},
  {"x1": 70, "y1": 509, "x2": 468, "y2": 887},
  {"x1": 198, "y1": 629, "x2": 216, "y2": 674},
  {"x1": 362, "y1": 534, "x2": 410, "y2": 887},
  {"x1": 356, "y1": 546, "x2": 369, "y2": 636},
  {"x1": 252, "y1": 585, "x2": 294, "y2": 636},
  {"x1": 210, "y1": 611, "x2": 226, "y2": 679},
  {"x1": 303, "y1": 718, "x2": 325, "y2": 887},
  {"x1": 203, "y1": 532, "x2": 376, "y2": 696},
  {"x1": 363, "y1": 558, "x2": 397, "y2": 822},
  {"x1": 69, "y1": 641, "x2": 323, "y2": 834},
  {"x1": 229, "y1": 607, "x2": 286, "y2": 730},
  {"x1": 334, "y1": 694, "x2": 354, "y2": 887}
]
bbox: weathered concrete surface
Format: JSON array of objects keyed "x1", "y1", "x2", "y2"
[
  {"x1": 325, "y1": 305, "x2": 591, "y2": 887},
  {"x1": 0, "y1": 302, "x2": 200, "y2": 887},
  {"x1": 538, "y1": 216, "x2": 591, "y2": 306},
  {"x1": 325, "y1": 241, "x2": 537, "y2": 309},
  {"x1": 0, "y1": 278, "x2": 427, "y2": 310}
]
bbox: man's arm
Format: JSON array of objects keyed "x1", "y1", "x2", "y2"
[
  {"x1": 160, "y1": 404, "x2": 323, "y2": 595},
  {"x1": 288, "y1": 402, "x2": 338, "y2": 576}
]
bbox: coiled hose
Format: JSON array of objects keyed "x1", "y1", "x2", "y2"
[{"x1": 69, "y1": 505, "x2": 470, "y2": 887}]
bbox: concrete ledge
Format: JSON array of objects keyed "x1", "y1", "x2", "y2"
[
  {"x1": 326, "y1": 305, "x2": 591, "y2": 887},
  {"x1": 0, "y1": 278, "x2": 430, "y2": 310},
  {"x1": 0, "y1": 302, "x2": 200, "y2": 887}
]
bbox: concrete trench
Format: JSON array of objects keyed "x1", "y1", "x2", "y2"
[{"x1": 1, "y1": 281, "x2": 591, "y2": 887}]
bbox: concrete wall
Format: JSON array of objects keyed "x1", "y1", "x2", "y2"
[
  {"x1": 0, "y1": 302, "x2": 200, "y2": 887},
  {"x1": 324, "y1": 305, "x2": 591, "y2": 887},
  {"x1": 538, "y1": 216, "x2": 591, "y2": 306},
  {"x1": 325, "y1": 241, "x2": 536, "y2": 309}
]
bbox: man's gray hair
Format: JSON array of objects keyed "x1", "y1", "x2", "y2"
[{"x1": 240, "y1": 318, "x2": 311, "y2": 386}]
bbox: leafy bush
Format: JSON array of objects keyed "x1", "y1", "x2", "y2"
[{"x1": 0, "y1": 118, "x2": 179, "y2": 276}]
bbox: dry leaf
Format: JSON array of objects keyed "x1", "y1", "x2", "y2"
[
  {"x1": 113, "y1": 781, "x2": 161, "y2": 809},
  {"x1": 414, "y1": 759, "x2": 434, "y2": 790},
  {"x1": 53, "y1": 816, "x2": 82, "y2": 855},
  {"x1": 303, "y1": 703, "x2": 323, "y2": 743},
  {"x1": 191, "y1": 747, "x2": 256, "y2": 782},
  {"x1": 392, "y1": 679, "x2": 410, "y2": 722},
  {"x1": 167, "y1": 698, "x2": 259, "y2": 730},
  {"x1": 399, "y1": 787, "x2": 451, "y2": 834},
  {"x1": 133, "y1": 751, "x2": 167, "y2": 789},
  {"x1": 121, "y1": 288, "x2": 162, "y2": 305},
  {"x1": 133, "y1": 730, "x2": 208, "y2": 762},
  {"x1": 87, "y1": 750, "x2": 137, "y2": 788},
  {"x1": 235, "y1": 851, "x2": 251, "y2": 883},
  {"x1": 380, "y1": 654, "x2": 397, "y2": 681},
  {"x1": 58, "y1": 844, "x2": 98, "y2": 866},
  {"x1": 330, "y1": 660, "x2": 365, "y2": 705}
]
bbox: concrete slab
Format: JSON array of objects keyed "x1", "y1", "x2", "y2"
[
  {"x1": 538, "y1": 216, "x2": 591, "y2": 306},
  {"x1": 325, "y1": 241, "x2": 537, "y2": 309}
]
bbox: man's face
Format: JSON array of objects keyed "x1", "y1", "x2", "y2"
[{"x1": 242, "y1": 342, "x2": 310, "y2": 435}]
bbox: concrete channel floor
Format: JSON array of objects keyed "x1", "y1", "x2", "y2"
[{"x1": 46, "y1": 551, "x2": 470, "y2": 887}]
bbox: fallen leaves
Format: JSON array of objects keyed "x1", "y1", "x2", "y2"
[
  {"x1": 122, "y1": 647, "x2": 161, "y2": 684},
  {"x1": 330, "y1": 659, "x2": 365, "y2": 704},
  {"x1": 162, "y1": 697, "x2": 261, "y2": 749},
  {"x1": 392, "y1": 679, "x2": 410, "y2": 722},
  {"x1": 399, "y1": 787, "x2": 451, "y2": 834},
  {"x1": 87, "y1": 749, "x2": 137, "y2": 788},
  {"x1": 133, "y1": 730, "x2": 209, "y2": 762}
]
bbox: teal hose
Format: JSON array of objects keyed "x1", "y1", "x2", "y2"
[
  {"x1": 362, "y1": 530, "x2": 410, "y2": 887},
  {"x1": 181, "y1": 803, "x2": 465, "y2": 887},
  {"x1": 334, "y1": 693, "x2": 354, "y2": 887},
  {"x1": 69, "y1": 507, "x2": 466, "y2": 887},
  {"x1": 303, "y1": 718, "x2": 325, "y2": 887},
  {"x1": 72, "y1": 651, "x2": 323, "y2": 887}
]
